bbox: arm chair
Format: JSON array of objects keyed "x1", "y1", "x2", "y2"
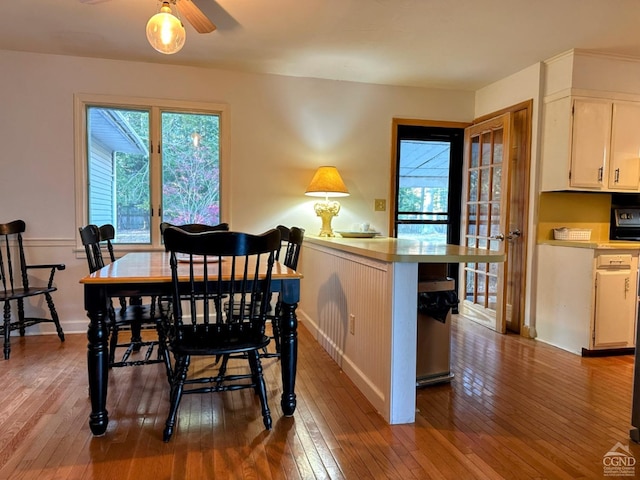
[
  {"x1": 0, "y1": 220, "x2": 65, "y2": 359},
  {"x1": 79, "y1": 224, "x2": 167, "y2": 370},
  {"x1": 264, "y1": 225, "x2": 305, "y2": 357},
  {"x1": 161, "y1": 227, "x2": 281, "y2": 441}
]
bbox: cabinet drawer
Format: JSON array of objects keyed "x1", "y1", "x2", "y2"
[{"x1": 596, "y1": 254, "x2": 632, "y2": 268}]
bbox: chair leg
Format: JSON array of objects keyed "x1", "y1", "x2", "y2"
[
  {"x1": 248, "y1": 350, "x2": 272, "y2": 430},
  {"x1": 109, "y1": 324, "x2": 119, "y2": 367},
  {"x1": 44, "y1": 292, "x2": 65, "y2": 342},
  {"x1": 17, "y1": 298, "x2": 25, "y2": 337},
  {"x1": 164, "y1": 354, "x2": 190, "y2": 442},
  {"x1": 128, "y1": 296, "x2": 144, "y2": 352},
  {"x1": 272, "y1": 297, "x2": 283, "y2": 354},
  {"x1": 156, "y1": 322, "x2": 173, "y2": 384},
  {"x1": 217, "y1": 354, "x2": 230, "y2": 379},
  {"x1": 272, "y1": 317, "x2": 281, "y2": 354},
  {"x1": 3, "y1": 301, "x2": 11, "y2": 360}
]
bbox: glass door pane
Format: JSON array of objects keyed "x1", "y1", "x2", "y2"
[
  {"x1": 461, "y1": 113, "x2": 510, "y2": 331},
  {"x1": 397, "y1": 139, "x2": 450, "y2": 241},
  {"x1": 394, "y1": 125, "x2": 463, "y2": 244}
]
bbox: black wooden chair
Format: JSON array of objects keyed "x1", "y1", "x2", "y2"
[
  {"x1": 0, "y1": 220, "x2": 65, "y2": 359},
  {"x1": 159, "y1": 221, "x2": 230, "y2": 320},
  {"x1": 79, "y1": 224, "x2": 165, "y2": 369},
  {"x1": 160, "y1": 221, "x2": 230, "y2": 240},
  {"x1": 264, "y1": 225, "x2": 305, "y2": 357},
  {"x1": 161, "y1": 227, "x2": 281, "y2": 441},
  {"x1": 159, "y1": 221, "x2": 231, "y2": 355}
]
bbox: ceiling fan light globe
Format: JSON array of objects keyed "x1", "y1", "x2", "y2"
[{"x1": 146, "y1": 10, "x2": 186, "y2": 54}]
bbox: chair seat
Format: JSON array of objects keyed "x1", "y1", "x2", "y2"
[
  {"x1": 171, "y1": 325, "x2": 270, "y2": 356},
  {"x1": 0, "y1": 285, "x2": 57, "y2": 301},
  {"x1": 113, "y1": 303, "x2": 162, "y2": 324}
]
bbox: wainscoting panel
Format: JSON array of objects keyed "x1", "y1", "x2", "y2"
[{"x1": 299, "y1": 242, "x2": 393, "y2": 416}]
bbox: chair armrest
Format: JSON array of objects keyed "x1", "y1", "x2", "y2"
[
  {"x1": 26, "y1": 263, "x2": 66, "y2": 288},
  {"x1": 26, "y1": 263, "x2": 66, "y2": 271}
]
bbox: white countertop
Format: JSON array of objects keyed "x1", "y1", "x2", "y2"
[
  {"x1": 305, "y1": 236, "x2": 506, "y2": 263},
  {"x1": 539, "y1": 239, "x2": 640, "y2": 250}
]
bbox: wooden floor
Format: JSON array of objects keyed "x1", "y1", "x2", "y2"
[{"x1": 0, "y1": 316, "x2": 638, "y2": 479}]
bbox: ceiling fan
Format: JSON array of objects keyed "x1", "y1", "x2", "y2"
[
  {"x1": 81, "y1": 0, "x2": 236, "y2": 54},
  {"x1": 80, "y1": 0, "x2": 217, "y2": 32},
  {"x1": 172, "y1": 0, "x2": 217, "y2": 34},
  {"x1": 146, "y1": 0, "x2": 218, "y2": 53}
]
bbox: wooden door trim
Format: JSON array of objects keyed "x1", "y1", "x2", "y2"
[
  {"x1": 513, "y1": 103, "x2": 532, "y2": 336},
  {"x1": 473, "y1": 100, "x2": 533, "y2": 124},
  {"x1": 389, "y1": 118, "x2": 472, "y2": 236}
]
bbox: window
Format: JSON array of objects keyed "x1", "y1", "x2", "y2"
[
  {"x1": 75, "y1": 95, "x2": 228, "y2": 249},
  {"x1": 394, "y1": 125, "x2": 463, "y2": 244}
]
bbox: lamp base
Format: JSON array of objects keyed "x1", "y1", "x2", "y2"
[{"x1": 314, "y1": 200, "x2": 341, "y2": 237}]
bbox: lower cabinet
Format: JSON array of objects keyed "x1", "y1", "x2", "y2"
[
  {"x1": 536, "y1": 245, "x2": 638, "y2": 354},
  {"x1": 593, "y1": 254, "x2": 638, "y2": 349}
]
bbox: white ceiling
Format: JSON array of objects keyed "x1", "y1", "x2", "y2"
[{"x1": 5, "y1": 0, "x2": 640, "y2": 91}]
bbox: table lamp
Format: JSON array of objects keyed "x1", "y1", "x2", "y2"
[{"x1": 305, "y1": 166, "x2": 350, "y2": 237}]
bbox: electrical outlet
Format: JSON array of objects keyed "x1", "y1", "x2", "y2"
[
  {"x1": 349, "y1": 314, "x2": 356, "y2": 335},
  {"x1": 374, "y1": 199, "x2": 386, "y2": 211}
]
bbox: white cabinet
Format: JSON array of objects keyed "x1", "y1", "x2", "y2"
[
  {"x1": 610, "y1": 102, "x2": 640, "y2": 189},
  {"x1": 535, "y1": 245, "x2": 638, "y2": 354},
  {"x1": 569, "y1": 98, "x2": 611, "y2": 189},
  {"x1": 593, "y1": 254, "x2": 638, "y2": 348},
  {"x1": 541, "y1": 96, "x2": 640, "y2": 192}
]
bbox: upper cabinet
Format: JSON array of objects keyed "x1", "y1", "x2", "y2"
[
  {"x1": 540, "y1": 96, "x2": 640, "y2": 192},
  {"x1": 610, "y1": 102, "x2": 640, "y2": 189}
]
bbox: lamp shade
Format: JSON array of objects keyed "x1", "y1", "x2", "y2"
[
  {"x1": 146, "y1": 3, "x2": 186, "y2": 55},
  {"x1": 305, "y1": 166, "x2": 350, "y2": 198}
]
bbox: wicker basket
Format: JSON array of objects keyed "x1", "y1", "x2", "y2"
[{"x1": 553, "y1": 228, "x2": 591, "y2": 241}]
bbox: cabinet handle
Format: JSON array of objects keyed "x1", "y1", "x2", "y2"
[
  {"x1": 598, "y1": 166, "x2": 603, "y2": 182},
  {"x1": 625, "y1": 277, "x2": 630, "y2": 299},
  {"x1": 615, "y1": 168, "x2": 620, "y2": 183}
]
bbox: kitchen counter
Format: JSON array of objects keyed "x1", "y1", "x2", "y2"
[
  {"x1": 305, "y1": 235, "x2": 506, "y2": 263},
  {"x1": 300, "y1": 236, "x2": 506, "y2": 425},
  {"x1": 538, "y1": 239, "x2": 640, "y2": 249}
]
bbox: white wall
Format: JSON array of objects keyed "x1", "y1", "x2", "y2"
[{"x1": 0, "y1": 49, "x2": 475, "y2": 332}]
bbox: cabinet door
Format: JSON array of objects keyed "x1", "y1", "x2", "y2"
[
  {"x1": 594, "y1": 269, "x2": 636, "y2": 347},
  {"x1": 609, "y1": 102, "x2": 640, "y2": 190},
  {"x1": 570, "y1": 99, "x2": 612, "y2": 189}
]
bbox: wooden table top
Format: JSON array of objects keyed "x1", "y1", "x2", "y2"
[{"x1": 80, "y1": 251, "x2": 303, "y2": 285}]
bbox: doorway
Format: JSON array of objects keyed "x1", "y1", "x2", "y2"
[
  {"x1": 460, "y1": 101, "x2": 532, "y2": 334},
  {"x1": 390, "y1": 119, "x2": 470, "y2": 292}
]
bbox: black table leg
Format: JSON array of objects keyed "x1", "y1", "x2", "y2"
[
  {"x1": 86, "y1": 285, "x2": 110, "y2": 435},
  {"x1": 279, "y1": 300, "x2": 298, "y2": 416}
]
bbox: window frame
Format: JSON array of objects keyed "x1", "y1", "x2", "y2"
[{"x1": 74, "y1": 93, "x2": 230, "y2": 253}]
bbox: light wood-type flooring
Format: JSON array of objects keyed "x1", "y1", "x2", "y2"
[{"x1": 0, "y1": 315, "x2": 638, "y2": 479}]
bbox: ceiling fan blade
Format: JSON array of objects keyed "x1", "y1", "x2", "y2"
[
  {"x1": 192, "y1": 0, "x2": 240, "y2": 31},
  {"x1": 176, "y1": 0, "x2": 217, "y2": 34}
]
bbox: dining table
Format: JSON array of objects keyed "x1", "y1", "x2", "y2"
[{"x1": 80, "y1": 250, "x2": 303, "y2": 436}]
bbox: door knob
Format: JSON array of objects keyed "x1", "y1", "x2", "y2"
[
  {"x1": 507, "y1": 229, "x2": 522, "y2": 240},
  {"x1": 490, "y1": 233, "x2": 505, "y2": 241}
]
